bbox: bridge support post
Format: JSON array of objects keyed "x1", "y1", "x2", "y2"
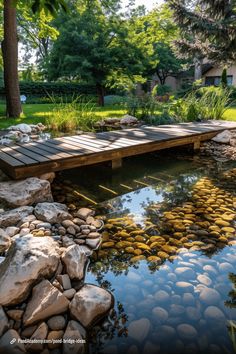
[
  {"x1": 193, "y1": 140, "x2": 201, "y2": 151},
  {"x1": 112, "y1": 158, "x2": 122, "y2": 169}
]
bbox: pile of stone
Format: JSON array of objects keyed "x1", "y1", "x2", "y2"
[
  {"x1": 0, "y1": 123, "x2": 50, "y2": 145},
  {"x1": 0, "y1": 177, "x2": 113, "y2": 353},
  {"x1": 96, "y1": 114, "x2": 140, "y2": 129},
  {"x1": 201, "y1": 129, "x2": 236, "y2": 161}
]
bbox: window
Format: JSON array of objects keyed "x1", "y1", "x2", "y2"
[{"x1": 205, "y1": 75, "x2": 233, "y2": 86}]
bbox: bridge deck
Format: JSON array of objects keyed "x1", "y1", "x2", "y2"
[{"x1": 0, "y1": 120, "x2": 236, "y2": 179}]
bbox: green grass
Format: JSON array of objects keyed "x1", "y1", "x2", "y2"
[
  {"x1": 0, "y1": 103, "x2": 127, "y2": 129},
  {"x1": 223, "y1": 106, "x2": 236, "y2": 121}
]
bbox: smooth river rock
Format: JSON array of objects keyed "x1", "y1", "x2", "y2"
[
  {"x1": 204, "y1": 306, "x2": 225, "y2": 321},
  {"x1": 177, "y1": 324, "x2": 198, "y2": 340},
  {"x1": 128, "y1": 318, "x2": 151, "y2": 343},
  {"x1": 0, "y1": 306, "x2": 8, "y2": 337},
  {"x1": 0, "y1": 206, "x2": 34, "y2": 228},
  {"x1": 199, "y1": 288, "x2": 221, "y2": 305},
  {"x1": 70, "y1": 284, "x2": 114, "y2": 327},
  {"x1": 0, "y1": 229, "x2": 11, "y2": 253},
  {"x1": 34, "y1": 202, "x2": 72, "y2": 223},
  {"x1": 23, "y1": 280, "x2": 69, "y2": 326},
  {"x1": 0, "y1": 329, "x2": 26, "y2": 353},
  {"x1": 0, "y1": 236, "x2": 60, "y2": 306},
  {"x1": 61, "y1": 245, "x2": 88, "y2": 280},
  {"x1": 0, "y1": 177, "x2": 53, "y2": 207}
]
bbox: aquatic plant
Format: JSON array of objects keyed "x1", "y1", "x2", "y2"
[{"x1": 46, "y1": 95, "x2": 98, "y2": 132}]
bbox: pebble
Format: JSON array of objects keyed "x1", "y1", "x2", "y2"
[
  {"x1": 183, "y1": 293, "x2": 195, "y2": 306},
  {"x1": 204, "y1": 306, "x2": 225, "y2": 321},
  {"x1": 175, "y1": 282, "x2": 194, "y2": 293},
  {"x1": 127, "y1": 272, "x2": 142, "y2": 283},
  {"x1": 169, "y1": 304, "x2": 185, "y2": 316},
  {"x1": 199, "y1": 288, "x2": 221, "y2": 305},
  {"x1": 152, "y1": 307, "x2": 168, "y2": 322},
  {"x1": 36, "y1": 222, "x2": 51, "y2": 229},
  {"x1": 154, "y1": 290, "x2": 170, "y2": 303},
  {"x1": 128, "y1": 318, "x2": 151, "y2": 342},
  {"x1": 156, "y1": 325, "x2": 176, "y2": 342},
  {"x1": 175, "y1": 267, "x2": 195, "y2": 279},
  {"x1": 63, "y1": 289, "x2": 76, "y2": 299},
  {"x1": 186, "y1": 306, "x2": 201, "y2": 321},
  {"x1": 177, "y1": 324, "x2": 197, "y2": 340},
  {"x1": 203, "y1": 265, "x2": 218, "y2": 275},
  {"x1": 218, "y1": 262, "x2": 234, "y2": 273},
  {"x1": 56, "y1": 274, "x2": 71, "y2": 290},
  {"x1": 47, "y1": 316, "x2": 66, "y2": 331},
  {"x1": 47, "y1": 330, "x2": 64, "y2": 349},
  {"x1": 197, "y1": 274, "x2": 212, "y2": 286}
]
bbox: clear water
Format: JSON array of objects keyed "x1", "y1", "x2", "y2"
[{"x1": 58, "y1": 151, "x2": 236, "y2": 354}]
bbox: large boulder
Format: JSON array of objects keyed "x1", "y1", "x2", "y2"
[
  {"x1": 34, "y1": 203, "x2": 72, "y2": 223},
  {"x1": 120, "y1": 114, "x2": 138, "y2": 125},
  {"x1": 61, "y1": 245, "x2": 88, "y2": 280},
  {"x1": 212, "y1": 130, "x2": 232, "y2": 144},
  {"x1": 23, "y1": 280, "x2": 69, "y2": 326},
  {"x1": 63, "y1": 320, "x2": 86, "y2": 354},
  {"x1": 0, "y1": 236, "x2": 60, "y2": 306},
  {"x1": 0, "y1": 178, "x2": 53, "y2": 208},
  {"x1": 0, "y1": 206, "x2": 34, "y2": 228},
  {"x1": 69, "y1": 284, "x2": 114, "y2": 328}
]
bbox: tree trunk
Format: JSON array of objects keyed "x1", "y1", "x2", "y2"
[
  {"x1": 96, "y1": 83, "x2": 105, "y2": 106},
  {"x1": 194, "y1": 57, "x2": 203, "y2": 81},
  {"x1": 2, "y1": 0, "x2": 22, "y2": 117}
]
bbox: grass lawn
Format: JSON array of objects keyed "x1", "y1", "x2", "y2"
[
  {"x1": 0, "y1": 103, "x2": 127, "y2": 129},
  {"x1": 1, "y1": 102, "x2": 236, "y2": 130}
]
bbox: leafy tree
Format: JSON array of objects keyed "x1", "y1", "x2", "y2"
[
  {"x1": 1, "y1": 0, "x2": 67, "y2": 118},
  {"x1": 47, "y1": 0, "x2": 154, "y2": 106},
  {"x1": 168, "y1": 0, "x2": 236, "y2": 63},
  {"x1": 150, "y1": 43, "x2": 185, "y2": 85}
]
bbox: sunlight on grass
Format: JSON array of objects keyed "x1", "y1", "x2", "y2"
[{"x1": 223, "y1": 106, "x2": 236, "y2": 121}]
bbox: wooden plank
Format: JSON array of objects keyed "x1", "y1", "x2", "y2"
[
  {"x1": 1, "y1": 146, "x2": 37, "y2": 165},
  {"x1": 0, "y1": 149, "x2": 25, "y2": 166},
  {"x1": 15, "y1": 142, "x2": 69, "y2": 161}
]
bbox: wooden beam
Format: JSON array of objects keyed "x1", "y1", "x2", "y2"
[{"x1": 111, "y1": 158, "x2": 122, "y2": 169}]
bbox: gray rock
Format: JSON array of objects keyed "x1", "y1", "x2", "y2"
[
  {"x1": 0, "y1": 236, "x2": 60, "y2": 306},
  {"x1": 63, "y1": 320, "x2": 86, "y2": 354},
  {"x1": 0, "y1": 206, "x2": 34, "y2": 228},
  {"x1": 128, "y1": 318, "x2": 151, "y2": 343},
  {"x1": 23, "y1": 280, "x2": 69, "y2": 326},
  {"x1": 34, "y1": 202, "x2": 72, "y2": 223},
  {"x1": 0, "y1": 306, "x2": 8, "y2": 337},
  {"x1": 85, "y1": 237, "x2": 101, "y2": 249},
  {"x1": 63, "y1": 289, "x2": 76, "y2": 299},
  {"x1": 0, "y1": 329, "x2": 26, "y2": 353},
  {"x1": 177, "y1": 324, "x2": 197, "y2": 340},
  {"x1": 212, "y1": 130, "x2": 232, "y2": 144},
  {"x1": 47, "y1": 330, "x2": 64, "y2": 349},
  {"x1": 156, "y1": 325, "x2": 176, "y2": 342},
  {"x1": 182, "y1": 293, "x2": 195, "y2": 306},
  {"x1": 70, "y1": 284, "x2": 114, "y2": 327},
  {"x1": 218, "y1": 262, "x2": 234, "y2": 273},
  {"x1": 57, "y1": 274, "x2": 72, "y2": 290},
  {"x1": 0, "y1": 229, "x2": 11, "y2": 253},
  {"x1": 21, "y1": 325, "x2": 37, "y2": 338},
  {"x1": 0, "y1": 178, "x2": 53, "y2": 208},
  {"x1": 199, "y1": 288, "x2": 221, "y2": 305},
  {"x1": 175, "y1": 282, "x2": 194, "y2": 293},
  {"x1": 61, "y1": 245, "x2": 88, "y2": 280},
  {"x1": 5, "y1": 226, "x2": 20, "y2": 237},
  {"x1": 36, "y1": 222, "x2": 52, "y2": 229},
  {"x1": 10, "y1": 123, "x2": 32, "y2": 134},
  {"x1": 47, "y1": 316, "x2": 66, "y2": 331}
]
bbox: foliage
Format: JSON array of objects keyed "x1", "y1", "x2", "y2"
[
  {"x1": 126, "y1": 94, "x2": 161, "y2": 120},
  {"x1": 168, "y1": 0, "x2": 236, "y2": 62},
  {"x1": 171, "y1": 87, "x2": 232, "y2": 122},
  {"x1": 152, "y1": 84, "x2": 171, "y2": 97},
  {"x1": 221, "y1": 68, "x2": 228, "y2": 88},
  {"x1": 45, "y1": 95, "x2": 99, "y2": 132}
]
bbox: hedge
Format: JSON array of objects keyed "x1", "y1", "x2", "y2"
[{"x1": 0, "y1": 81, "x2": 97, "y2": 97}]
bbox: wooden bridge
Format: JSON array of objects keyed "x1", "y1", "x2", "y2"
[{"x1": 1, "y1": 120, "x2": 236, "y2": 180}]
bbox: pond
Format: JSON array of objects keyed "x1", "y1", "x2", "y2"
[{"x1": 53, "y1": 150, "x2": 236, "y2": 354}]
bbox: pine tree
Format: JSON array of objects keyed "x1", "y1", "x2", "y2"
[{"x1": 168, "y1": 0, "x2": 236, "y2": 63}]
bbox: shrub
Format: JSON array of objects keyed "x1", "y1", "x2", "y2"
[
  {"x1": 126, "y1": 94, "x2": 161, "y2": 120},
  {"x1": 46, "y1": 95, "x2": 99, "y2": 133},
  {"x1": 171, "y1": 86, "x2": 232, "y2": 121},
  {"x1": 152, "y1": 84, "x2": 171, "y2": 97}
]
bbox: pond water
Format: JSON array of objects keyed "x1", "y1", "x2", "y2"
[{"x1": 55, "y1": 151, "x2": 236, "y2": 354}]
